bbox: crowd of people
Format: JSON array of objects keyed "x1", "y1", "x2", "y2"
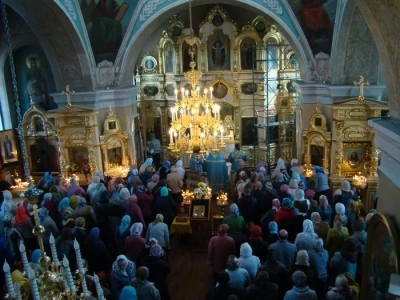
[
  {"x1": 0, "y1": 159, "x2": 188, "y2": 300},
  {"x1": 0, "y1": 156, "x2": 375, "y2": 300},
  {"x1": 207, "y1": 158, "x2": 374, "y2": 300}
]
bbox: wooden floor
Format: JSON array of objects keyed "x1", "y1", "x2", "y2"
[
  {"x1": 166, "y1": 194, "x2": 230, "y2": 300},
  {"x1": 167, "y1": 238, "x2": 212, "y2": 300}
]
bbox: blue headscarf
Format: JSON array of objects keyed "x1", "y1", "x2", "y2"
[
  {"x1": 87, "y1": 227, "x2": 101, "y2": 245},
  {"x1": 314, "y1": 166, "x2": 325, "y2": 174},
  {"x1": 119, "y1": 286, "x2": 137, "y2": 300},
  {"x1": 44, "y1": 172, "x2": 53, "y2": 184},
  {"x1": 76, "y1": 197, "x2": 87, "y2": 209},
  {"x1": 162, "y1": 160, "x2": 170, "y2": 171},
  {"x1": 39, "y1": 208, "x2": 49, "y2": 221},
  {"x1": 230, "y1": 203, "x2": 239, "y2": 217},
  {"x1": 282, "y1": 198, "x2": 293, "y2": 208},
  {"x1": 268, "y1": 221, "x2": 278, "y2": 234},
  {"x1": 160, "y1": 187, "x2": 168, "y2": 197},
  {"x1": 58, "y1": 197, "x2": 71, "y2": 213},
  {"x1": 31, "y1": 249, "x2": 41, "y2": 264},
  {"x1": 119, "y1": 215, "x2": 131, "y2": 235},
  {"x1": 137, "y1": 185, "x2": 145, "y2": 193}
]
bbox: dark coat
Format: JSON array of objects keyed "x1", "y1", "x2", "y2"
[{"x1": 139, "y1": 256, "x2": 171, "y2": 300}]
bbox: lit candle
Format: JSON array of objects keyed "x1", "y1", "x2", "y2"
[
  {"x1": 19, "y1": 241, "x2": 30, "y2": 274},
  {"x1": 62, "y1": 255, "x2": 76, "y2": 293},
  {"x1": 174, "y1": 132, "x2": 178, "y2": 149},
  {"x1": 189, "y1": 124, "x2": 193, "y2": 137},
  {"x1": 73, "y1": 239, "x2": 84, "y2": 271},
  {"x1": 220, "y1": 126, "x2": 224, "y2": 141},
  {"x1": 174, "y1": 89, "x2": 178, "y2": 101},
  {"x1": 14, "y1": 282, "x2": 22, "y2": 300},
  {"x1": 94, "y1": 274, "x2": 105, "y2": 300},
  {"x1": 170, "y1": 107, "x2": 175, "y2": 122},
  {"x1": 169, "y1": 128, "x2": 173, "y2": 144},
  {"x1": 49, "y1": 233, "x2": 60, "y2": 267},
  {"x1": 3, "y1": 261, "x2": 15, "y2": 298},
  {"x1": 28, "y1": 268, "x2": 40, "y2": 300}
]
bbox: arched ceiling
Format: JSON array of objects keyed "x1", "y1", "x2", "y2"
[
  {"x1": 3, "y1": 0, "x2": 96, "y2": 91},
  {"x1": 117, "y1": 0, "x2": 314, "y2": 87},
  {"x1": 354, "y1": 0, "x2": 400, "y2": 115}
]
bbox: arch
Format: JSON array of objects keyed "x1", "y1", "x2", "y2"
[
  {"x1": 3, "y1": 0, "x2": 96, "y2": 91},
  {"x1": 353, "y1": 0, "x2": 400, "y2": 115},
  {"x1": 117, "y1": 0, "x2": 313, "y2": 87}
]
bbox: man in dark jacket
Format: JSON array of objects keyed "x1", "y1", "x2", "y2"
[{"x1": 207, "y1": 271, "x2": 249, "y2": 300}]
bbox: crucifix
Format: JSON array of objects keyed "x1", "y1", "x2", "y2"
[
  {"x1": 62, "y1": 85, "x2": 75, "y2": 107},
  {"x1": 109, "y1": 105, "x2": 114, "y2": 115},
  {"x1": 353, "y1": 75, "x2": 370, "y2": 100}
]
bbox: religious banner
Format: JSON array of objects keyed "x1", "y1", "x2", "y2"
[{"x1": 0, "y1": 130, "x2": 18, "y2": 165}]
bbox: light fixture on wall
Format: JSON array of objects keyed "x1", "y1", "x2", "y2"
[{"x1": 167, "y1": 0, "x2": 225, "y2": 158}]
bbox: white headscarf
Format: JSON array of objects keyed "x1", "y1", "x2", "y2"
[
  {"x1": 175, "y1": 160, "x2": 185, "y2": 180},
  {"x1": 130, "y1": 222, "x2": 143, "y2": 236},
  {"x1": 139, "y1": 158, "x2": 153, "y2": 175},
  {"x1": 112, "y1": 255, "x2": 131, "y2": 276},
  {"x1": 272, "y1": 158, "x2": 286, "y2": 180}
]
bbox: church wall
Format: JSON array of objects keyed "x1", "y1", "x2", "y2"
[
  {"x1": 376, "y1": 171, "x2": 400, "y2": 230},
  {"x1": 12, "y1": 45, "x2": 56, "y2": 115}
]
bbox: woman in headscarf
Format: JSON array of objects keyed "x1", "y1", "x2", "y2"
[
  {"x1": 159, "y1": 160, "x2": 171, "y2": 180},
  {"x1": 75, "y1": 197, "x2": 96, "y2": 231},
  {"x1": 293, "y1": 189, "x2": 310, "y2": 214},
  {"x1": 115, "y1": 215, "x2": 131, "y2": 255},
  {"x1": 175, "y1": 160, "x2": 185, "y2": 181},
  {"x1": 0, "y1": 191, "x2": 17, "y2": 236},
  {"x1": 125, "y1": 195, "x2": 146, "y2": 230},
  {"x1": 335, "y1": 202, "x2": 348, "y2": 226},
  {"x1": 246, "y1": 270, "x2": 279, "y2": 300},
  {"x1": 151, "y1": 179, "x2": 168, "y2": 199},
  {"x1": 39, "y1": 207, "x2": 59, "y2": 254},
  {"x1": 29, "y1": 249, "x2": 44, "y2": 275},
  {"x1": 66, "y1": 177, "x2": 86, "y2": 197},
  {"x1": 87, "y1": 175, "x2": 101, "y2": 197},
  {"x1": 94, "y1": 170, "x2": 108, "y2": 189},
  {"x1": 119, "y1": 286, "x2": 138, "y2": 300},
  {"x1": 55, "y1": 227, "x2": 76, "y2": 271},
  {"x1": 139, "y1": 244, "x2": 170, "y2": 300},
  {"x1": 145, "y1": 214, "x2": 170, "y2": 251},
  {"x1": 259, "y1": 249, "x2": 288, "y2": 297},
  {"x1": 72, "y1": 217, "x2": 87, "y2": 247},
  {"x1": 53, "y1": 178, "x2": 67, "y2": 199},
  {"x1": 287, "y1": 179, "x2": 298, "y2": 199},
  {"x1": 295, "y1": 219, "x2": 318, "y2": 251},
  {"x1": 326, "y1": 215, "x2": 349, "y2": 256},
  {"x1": 132, "y1": 266, "x2": 161, "y2": 300},
  {"x1": 287, "y1": 250, "x2": 317, "y2": 292},
  {"x1": 313, "y1": 166, "x2": 331, "y2": 202},
  {"x1": 224, "y1": 255, "x2": 251, "y2": 289},
  {"x1": 109, "y1": 187, "x2": 130, "y2": 239},
  {"x1": 152, "y1": 186, "x2": 178, "y2": 229},
  {"x1": 126, "y1": 222, "x2": 146, "y2": 262},
  {"x1": 135, "y1": 184, "x2": 154, "y2": 226},
  {"x1": 139, "y1": 158, "x2": 155, "y2": 184},
  {"x1": 329, "y1": 237, "x2": 358, "y2": 280},
  {"x1": 238, "y1": 242, "x2": 261, "y2": 281},
  {"x1": 58, "y1": 197, "x2": 76, "y2": 219},
  {"x1": 14, "y1": 206, "x2": 36, "y2": 250},
  {"x1": 308, "y1": 238, "x2": 329, "y2": 298},
  {"x1": 136, "y1": 238, "x2": 160, "y2": 266},
  {"x1": 271, "y1": 158, "x2": 288, "y2": 182},
  {"x1": 311, "y1": 212, "x2": 329, "y2": 242},
  {"x1": 316, "y1": 195, "x2": 332, "y2": 225},
  {"x1": 110, "y1": 255, "x2": 137, "y2": 300},
  {"x1": 326, "y1": 274, "x2": 357, "y2": 300},
  {"x1": 147, "y1": 174, "x2": 159, "y2": 194},
  {"x1": 274, "y1": 198, "x2": 297, "y2": 224},
  {"x1": 222, "y1": 204, "x2": 245, "y2": 242},
  {"x1": 267, "y1": 221, "x2": 279, "y2": 245},
  {"x1": 127, "y1": 166, "x2": 140, "y2": 191},
  {"x1": 2, "y1": 215, "x2": 22, "y2": 263},
  {"x1": 83, "y1": 227, "x2": 111, "y2": 273},
  {"x1": 247, "y1": 225, "x2": 269, "y2": 263},
  {"x1": 260, "y1": 199, "x2": 280, "y2": 239}
]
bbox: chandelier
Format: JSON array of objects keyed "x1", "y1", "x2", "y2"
[
  {"x1": 352, "y1": 172, "x2": 367, "y2": 189},
  {"x1": 167, "y1": 0, "x2": 225, "y2": 158}
]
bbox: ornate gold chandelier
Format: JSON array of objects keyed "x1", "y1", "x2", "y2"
[{"x1": 167, "y1": 1, "x2": 225, "y2": 158}]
